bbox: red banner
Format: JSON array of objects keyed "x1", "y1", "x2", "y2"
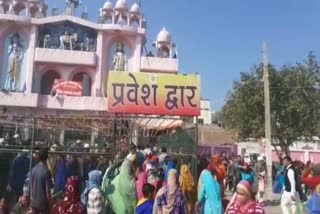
[{"x1": 53, "y1": 79, "x2": 83, "y2": 96}]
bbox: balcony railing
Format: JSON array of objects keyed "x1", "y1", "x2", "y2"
[
  {"x1": 140, "y1": 56, "x2": 178, "y2": 73},
  {"x1": 35, "y1": 48, "x2": 97, "y2": 66},
  {"x1": 0, "y1": 92, "x2": 108, "y2": 111},
  {"x1": 0, "y1": 92, "x2": 39, "y2": 107},
  {"x1": 38, "y1": 95, "x2": 107, "y2": 111}
]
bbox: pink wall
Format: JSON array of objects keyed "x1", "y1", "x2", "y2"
[
  {"x1": 290, "y1": 151, "x2": 305, "y2": 162},
  {"x1": 272, "y1": 149, "x2": 320, "y2": 163},
  {"x1": 198, "y1": 144, "x2": 237, "y2": 156},
  {"x1": 309, "y1": 152, "x2": 320, "y2": 163},
  {"x1": 272, "y1": 151, "x2": 305, "y2": 162}
]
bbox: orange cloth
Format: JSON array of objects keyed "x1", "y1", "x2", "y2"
[{"x1": 212, "y1": 155, "x2": 226, "y2": 184}]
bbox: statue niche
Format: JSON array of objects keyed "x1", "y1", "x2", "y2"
[
  {"x1": 111, "y1": 42, "x2": 127, "y2": 71},
  {"x1": 2, "y1": 33, "x2": 24, "y2": 92}
]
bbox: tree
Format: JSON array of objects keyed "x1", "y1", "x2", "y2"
[{"x1": 222, "y1": 53, "x2": 320, "y2": 155}]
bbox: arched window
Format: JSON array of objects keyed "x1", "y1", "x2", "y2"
[
  {"x1": 40, "y1": 70, "x2": 60, "y2": 95},
  {"x1": 72, "y1": 72, "x2": 91, "y2": 96}
]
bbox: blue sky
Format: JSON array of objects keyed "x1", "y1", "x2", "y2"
[{"x1": 52, "y1": 0, "x2": 320, "y2": 111}]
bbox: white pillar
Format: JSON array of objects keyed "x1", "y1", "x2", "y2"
[
  {"x1": 90, "y1": 130, "x2": 95, "y2": 145},
  {"x1": 94, "y1": 31, "x2": 104, "y2": 97},
  {"x1": 131, "y1": 124, "x2": 138, "y2": 145},
  {"x1": 25, "y1": 25, "x2": 38, "y2": 93},
  {"x1": 59, "y1": 130, "x2": 65, "y2": 145},
  {"x1": 132, "y1": 36, "x2": 142, "y2": 72}
]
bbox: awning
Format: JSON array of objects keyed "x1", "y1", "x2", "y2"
[{"x1": 136, "y1": 117, "x2": 183, "y2": 130}]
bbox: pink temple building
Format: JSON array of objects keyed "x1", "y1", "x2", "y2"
[
  {"x1": 0, "y1": 0, "x2": 185, "y2": 146},
  {"x1": 0, "y1": 0, "x2": 178, "y2": 113}
]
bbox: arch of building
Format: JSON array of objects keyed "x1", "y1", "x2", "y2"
[
  {"x1": 101, "y1": 35, "x2": 134, "y2": 97},
  {"x1": 69, "y1": 71, "x2": 93, "y2": 96},
  {"x1": 40, "y1": 70, "x2": 61, "y2": 95}
]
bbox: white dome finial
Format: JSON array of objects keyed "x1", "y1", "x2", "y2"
[
  {"x1": 130, "y1": 2, "x2": 140, "y2": 13},
  {"x1": 157, "y1": 27, "x2": 171, "y2": 43},
  {"x1": 103, "y1": 0, "x2": 113, "y2": 10},
  {"x1": 115, "y1": 0, "x2": 128, "y2": 11}
]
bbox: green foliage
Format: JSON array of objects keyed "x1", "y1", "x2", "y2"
[{"x1": 222, "y1": 52, "x2": 320, "y2": 154}]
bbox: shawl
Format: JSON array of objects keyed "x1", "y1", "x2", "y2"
[
  {"x1": 81, "y1": 170, "x2": 102, "y2": 206},
  {"x1": 105, "y1": 159, "x2": 137, "y2": 214},
  {"x1": 137, "y1": 170, "x2": 148, "y2": 200},
  {"x1": 51, "y1": 176, "x2": 84, "y2": 214},
  {"x1": 156, "y1": 169, "x2": 186, "y2": 214},
  {"x1": 198, "y1": 170, "x2": 222, "y2": 214},
  {"x1": 164, "y1": 161, "x2": 177, "y2": 182},
  {"x1": 179, "y1": 165, "x2": 195, "y2": 193}
]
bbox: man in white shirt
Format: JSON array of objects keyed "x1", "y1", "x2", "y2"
[{"x1": 280, "y1": 156, "x2": 301, "y2": 214}]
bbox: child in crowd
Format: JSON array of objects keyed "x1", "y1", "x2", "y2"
[{"x1": 136, "y1": 183, "x2": 155, "y2": 214}]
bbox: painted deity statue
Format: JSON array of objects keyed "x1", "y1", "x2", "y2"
[
  {"x1": 112, "y1": 42, "x2": 127, "y2": 71},
  {"x1": 60, "y1": 31, "x2": 77, "y2": 50},
  {"x1": 5, "y1": 33, "x2": 23, "y2": 92},
  {"x1": 66, "y1": 0, "x2": 80, "y2": 8}
]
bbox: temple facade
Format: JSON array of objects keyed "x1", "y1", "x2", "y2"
[{"x1": 0, "y1": 0, "x2": 178, "y2": 113}]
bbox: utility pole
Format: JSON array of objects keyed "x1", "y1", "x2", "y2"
[{"x1": 263, "y1": 42, "x2": 273, "y2": 201}]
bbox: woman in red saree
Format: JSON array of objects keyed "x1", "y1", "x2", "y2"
[{"x1": 50, "y1": 176, "x2": 84, "y2": 214}]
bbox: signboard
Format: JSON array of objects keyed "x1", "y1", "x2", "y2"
[
  {"x1": 53, "y1": 79, "x2": 83, "y2": 96},
  {"x1": 107, "y1": 72, "x2": 200, "y2": 116}
]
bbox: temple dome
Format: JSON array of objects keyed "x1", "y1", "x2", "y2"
[
  {"x1": 115, "y1": 0, "x2": 128, "y2": 10},
  {"x1": 103, "y1": 0, "x2": 113, "y2": 10},
  {"x1": 130, "y1": 3, "x2": 140, "y2": 13},
  {"x1": 157, "y1": 28, "x2": 171, "y2": 43}
]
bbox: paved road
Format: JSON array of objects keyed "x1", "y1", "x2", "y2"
[{"x1": 265, "y1": 205, "x2": 282, "y2": 214}]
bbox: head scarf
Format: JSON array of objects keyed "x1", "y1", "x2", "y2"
[
  {"x1": 81, "y1": 170, "x2": 102, "y2": 206},
  {"x1": 237, "y1": 180, "x2": 253, "y2": 197},
  {"x1": 179, "y1": 164, "x2": 195, "y2": 193},
  {"x1": 213, "y1": 154, "x2": 222, "y2": 164},
  {"x1": 164, "y1": 160, "x2": 177, "y2": 182},
  {"x1": 51, "y1": 176, "x2": 84, "y2": 214},
  {"x1": 199, "y1": 169, "x2": 222, "y2": 213},
  {"x1": 307, "y1": 184, "x2": 320, "y2": 213},
  {"x1": 207, "y1": 162, "x2": 216, "y2": 176},
  {"x1": 118, "y1": 159, "x2": 137, "y2": 203},
  {"x1": 226, "y1": 180, "x2": 255, "y2": 212},
  {"x1": 156, "y1": 169, "x2": 186, "y2": 214},
  {"x1": 115, "y1": 159, "x2": 137, "y2": 213},
  {"x1": 165, "y1": 169, "x2": 179, "y2": 213},
  {"x1": 209, "y1": 155, "x2": 226, "y2": 186}
]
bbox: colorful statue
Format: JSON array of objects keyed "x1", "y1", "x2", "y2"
[
  {"x1": 5, "y1": 33, "x2": 23, "y2": 92},
  {"x1": 59, "y1": 31, "x2": 78, "y2": 50},
  {"x1": 43, "y1": 34, "x2": 51, "y2": 48},
  {"x1": 66, "y1": 0, "x2": 80, "y2": 8},
  {"x1": 112, "y1": 42, "x2": 127, "y2": 71}
]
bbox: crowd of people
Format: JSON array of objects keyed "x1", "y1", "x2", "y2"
[
  {"x1": 0, "y1": 143, "x2": 319, "y2": 214},
  {"x1": 272, "y1": 156, "x2": 320, "y2": 214}
]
